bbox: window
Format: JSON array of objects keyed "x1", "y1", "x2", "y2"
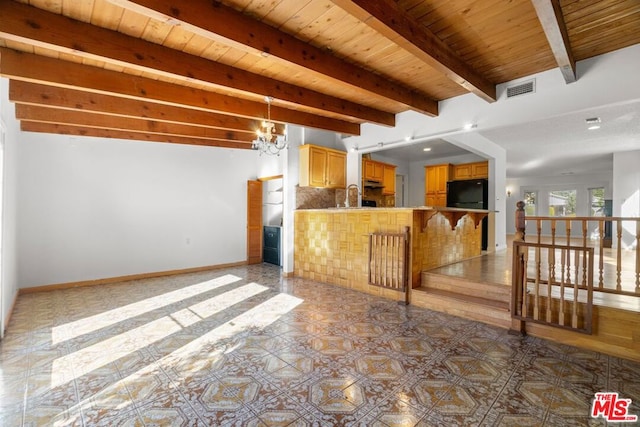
[
  {"x1": 589, "y1": 187, "x2": 605, "y2": 216},
  {"x1": 549, "y1": 190, "x2": 576, "y2": 217},
  {"x1": 524, "y1": 191, "x2": 537, "y2": 215}
]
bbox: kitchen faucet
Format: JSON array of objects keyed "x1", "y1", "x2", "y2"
[{"x1": 345, "y1": 183, "x2": 361, "y2": 208}]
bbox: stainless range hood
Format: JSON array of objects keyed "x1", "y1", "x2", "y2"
[{"x1": 363, "y1": 180, "x2": 384, "y2": 188}]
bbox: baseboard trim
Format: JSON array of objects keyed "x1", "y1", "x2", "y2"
[
  {"x1": 2, "y1": 291, "x2": 19, "y2": 338},
  {"x1": 18, "y1": 261, "x2": 248, "y2": 295},
  {"x1": 282, "y1": 271, "x2": 296, "y2": 278}
]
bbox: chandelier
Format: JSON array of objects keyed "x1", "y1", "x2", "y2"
[{"x1": 252, "y1": 96, "x2": 288, "y2": 155}]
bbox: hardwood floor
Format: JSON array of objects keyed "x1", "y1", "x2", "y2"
[{"x1": 425, "y1": 235, "x2": 640, "y2": 312}]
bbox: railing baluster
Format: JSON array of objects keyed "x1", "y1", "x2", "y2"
[
  {"x1": 549, "y1": 239, "x2": 556, "y2": 286},
  {"x1": 582, "y1": 220, "x2": 588, "y2": 247},
  {"x1": 392, "y1": 235, "x2": 398, "y2": 289},
  {"x1": 598, "y1": 219, "x2": 605, "y2": 289},
  {"x1": 522, "y1": 249, "x2": 529, "y2": 317},
  {"x1": 537, "y1": 219, "x2": 542, "y2": 244},
  {"x1": 559, "y1": 248, "x2": 566, "y2": 326},
  {"x1": 565, "y1": 219, "x2": 572, "y2": 284},
  {"x1": 534, "y1": 246, "x2": 540, "y2": 320},
  {"x1": 547, "y1": 248, "x2": 553, "y2": 323},
  {"x1": 617, "y1": 220, "x2": 623, "y2": 291},
  {"x1": 572, "y1": 249, "x2": 580, "y2": 329},
  {"x1": 551, "y1": 219, "x2": 556, "y2": 246},
  {"x1": 384, "y1": 235, "x2": 389, "y2": 287}
]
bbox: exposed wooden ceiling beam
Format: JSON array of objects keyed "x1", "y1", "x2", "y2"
[
  {"x1": 9, "y1": 80, "x2": 285, "y2": 135},
  {"x1": 15, "y1": 104, "x2": 256, "y2": 142},
  {"x1": 0, "y1": 48, "x2": 360, "y2": 135},
  {"x1": 21, "y1": 121, "x2": 252, "y2": 149},
  {"x1": 330, "y1": 0, "x2": 496, "y2": 102},
  {"x1": 531, "y1": 0, "x2": 577, "y2": 84},
  {"x1": 0, "y1": 0, "x2": 394, "y2": 126},
  {"x1": 107, "y1": 0, "x2": 439, "y2": 117}
]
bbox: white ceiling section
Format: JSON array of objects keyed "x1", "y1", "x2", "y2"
[{"x1": 345, "y1": 44, "x2": 640, "y2": 178}]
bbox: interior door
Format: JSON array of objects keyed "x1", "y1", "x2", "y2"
[{"x1": 247, "y1": 180, "x2": 263, "y2": 264}]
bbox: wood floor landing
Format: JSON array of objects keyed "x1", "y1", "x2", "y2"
[{"x1": 411, "y1": 244, "x2": 640, "y2": 361}]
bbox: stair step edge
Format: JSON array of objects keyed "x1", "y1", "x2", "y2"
[{"x1": 415, "y1": 288, "x2": 510, "y2": 310}]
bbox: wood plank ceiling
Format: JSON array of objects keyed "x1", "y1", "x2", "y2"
[{"x1": 0, "y1": 0, "x2": 638, "y2": 149}]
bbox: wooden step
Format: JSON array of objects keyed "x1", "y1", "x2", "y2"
[
  {"x1": 411, "y1": 286, "x2": 512, "y2": 329},
  {"x1": 421, "y1": 271, "x2": 511, "y2": 303}
]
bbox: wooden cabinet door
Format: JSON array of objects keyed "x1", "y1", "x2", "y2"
[
  {"x1": 363, "y1": 160, "x2": 384, "y2": 181},
  {"x1": 326, "y1": 151, "x2": 346, "y2": 188},
  {"x1": 425, "y1": 164, "x2": 450, "y2": 206},
  {"x1": 382, "y1": 165, "x2": 396, "y2": 195},
  {"x1": 472, "y1": 162, "x2": 488, "y2": 178},
  {"x1": 308, "y1": 146, "x2": 327, "y2": 187},
  {"x1": 434, "y1": 194, "x2": 447, "y2": 207},
  {"x1": 435, "y1": 165, "x2": 450, "y2": 194},
  {"x1": 452, "y1": 161, "x2": 488, "y2": 180},
  {"x1": 247, "y1": 180, "x2": 263, "y2": 264},
  {"x1": 453, "y1": 164, "x2": 473, "y2": 180},
  {"x1": 425, "y1": 166, "x2": 438, "y2": 194},
  {"x1": 363, "y1": 160, "x2": 375, "y2": 180},
  {"x1": 372, "y1": 162, "x2": 384, "y2": 181}
]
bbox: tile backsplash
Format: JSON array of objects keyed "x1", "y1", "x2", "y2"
[
  {"x1": 296, "y1": 186, "x2": 395, "y2": 209},
  {"x1": 296, "y1": 186, "x2": 336, "y2": 209}
]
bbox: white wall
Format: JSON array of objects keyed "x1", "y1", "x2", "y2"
[
  {"x1": 17, "y1": 131, "x2": 260, "y2": 288},
  {"x1": 1, "y1": 78, "x2": 19, "y2": 336},
  {"x1": 283, "y1": 125, "x2": 303, "y2": 274},
  {"x1": 613, "y1": 150, "x2": 640, "y2": 248},
  {"x1": 303, "y1": 128, "x2": 344, "y2": 151},
  {"x1": 505, "y1": 171, "x2": 613, "y2": 237}
]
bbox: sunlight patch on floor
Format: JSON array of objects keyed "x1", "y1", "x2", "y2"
[
  {"x1": 50, "y1": 281, "x2": 267, "y2": 388},
  {"x1": 51, "y1": 274, "x2": 242, "y2": 344}
]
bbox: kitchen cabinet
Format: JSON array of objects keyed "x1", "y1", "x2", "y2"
[
  {"x1": 425, "y1": 164, "x2": 452, "y2": 207},
  {"x1": 452, "y1": 161, "x2": 488, "y2": 180},
  {"x1": 363, "y1": 159, "x2": 384, "y2": 182},
  {"x1": 382, "y1": 164, "x2": 396, "y2": 195},
  {"x1": 299, "y1": 144, "x2": 346, "y2": 188}
]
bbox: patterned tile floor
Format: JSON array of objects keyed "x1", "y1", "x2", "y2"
[{"x1": 1, "y1": 264, "x2": 639, "y2": 426}]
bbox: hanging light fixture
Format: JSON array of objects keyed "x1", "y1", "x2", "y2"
[{"x1": 252, "y1": 96, "x2": 287, "y2": 155}]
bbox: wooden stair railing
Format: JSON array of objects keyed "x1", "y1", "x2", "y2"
[
  {"x1": 369, "y1": 226, "x2": 410, "y2": 304},
  {"x1": 512, "y1": 241, "x2": 594, "y2": 334},
  {"x1": 511, "y1": 201, "x2": 639, "y2": 335},
  {"x1": 515, "y1": 203, "x2": 640, "y2": 297}
]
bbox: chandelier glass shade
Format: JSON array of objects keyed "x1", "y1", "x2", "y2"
[{"x1": 252, "y1": 96, "x2": 287, "y2": 155}]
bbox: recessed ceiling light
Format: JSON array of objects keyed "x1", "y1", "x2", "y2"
[
  {"x1": 404, "y1": 136, "x2": 412, "y2": 142},
  {"x1": 588, "y1": 125, "x2": 601, "y2": 130},
  {"x1": 585, "y1": 117, "x2": 601, "y2": 124},
  {"x1": 423, "y1": 147, "x2": 432, "y2": 152}
]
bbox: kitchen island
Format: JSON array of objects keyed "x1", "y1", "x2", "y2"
[{"x1": 294, "y1": 207, "x2": 489, "y2": 300}]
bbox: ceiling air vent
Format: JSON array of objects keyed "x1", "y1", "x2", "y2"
[{"x1": 506, "y1": 79, "x2": 535, "y2": 98}]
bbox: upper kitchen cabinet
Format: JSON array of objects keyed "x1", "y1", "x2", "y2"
[
  {"x1": 425, "y1": 164, "x2": 452, "y2": 207},
  {"x1": 363, "y1": 159, "x2": 384, "y2": 182},
  {"x1": 362, "y1": 159, "x2": 396, "y2": 196},
  {"x1": 452, "y1": 161, "x2": 489, "y2": 180},
  {"x1": 299, "y1": 144, "x2": 346, "y2": 189},
  {"x1": 382, "y1": 164, "x2": 396, "y2": 195}
]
